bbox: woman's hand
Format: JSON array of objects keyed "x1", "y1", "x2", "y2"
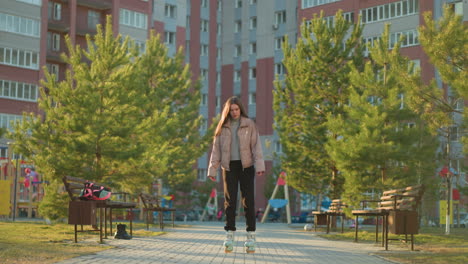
[{"x1": 256, "y1": 171, "x2": 265, "y2": 176}]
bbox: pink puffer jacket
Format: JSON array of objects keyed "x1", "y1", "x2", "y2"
[{"x1": 208, "y1": 117, "x2": 265, "y2": 176}]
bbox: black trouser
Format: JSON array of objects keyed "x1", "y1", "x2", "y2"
[{"x1": 223, "y1": 160, "x2": 256, "y2": 232}]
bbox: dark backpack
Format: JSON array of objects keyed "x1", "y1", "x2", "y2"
[{"x1": 79, "y1": 181, "x2": 112, "y2": 201}]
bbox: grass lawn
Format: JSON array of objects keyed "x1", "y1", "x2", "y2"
[
  {"x1": 0, "y1": 220, "x2": 165, "y2": 264},
  {"x1": 313, "y1": 225, "x2": 468, "y2": 264}
]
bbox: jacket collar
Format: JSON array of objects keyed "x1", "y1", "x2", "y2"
[{"x1": 223, "y1": 116, "x2": 247, "y2": 128}]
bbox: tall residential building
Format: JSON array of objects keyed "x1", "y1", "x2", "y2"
[
  {"x1": 0, "y1": 0, "x2": 43, "y2": 157},
  {"x1": 1, "y1": 0, "x2": 466, "y2": 215}
]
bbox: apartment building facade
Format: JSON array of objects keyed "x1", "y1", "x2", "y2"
[{"x1": 1, "y1": 0, "x2": 466, "y2": 215}]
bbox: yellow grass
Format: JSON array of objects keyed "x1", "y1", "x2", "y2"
[{"x1": 0, "y1": 221, "x2": 164, "y2": 264}]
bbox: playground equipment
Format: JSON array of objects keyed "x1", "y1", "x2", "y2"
[
  {"x1": 0, "y1": 154, "x2": 44, "y2": 219},
  {"x1": 200, "y1": 188, "x2": 218, "y2": 221},
  {"x1": 261, "y1": 172, "x2": 291, "y2": 224}
]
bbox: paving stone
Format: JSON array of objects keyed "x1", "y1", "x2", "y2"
[{"x1": 55, "y1": 222, "x2": 401, "y2": 264}]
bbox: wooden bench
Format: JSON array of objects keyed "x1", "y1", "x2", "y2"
[
  {"x1": 352, "y1": 184, "x2": 424, "y2": 250},
  {"x1": 325, "y1": 199, "x2": 348, "y2": 233},
  {"x1": 140, "y1": 193, "x2": 176, "y2": 230},
  {"x1": 63, "y1": 176, "x2": 137, "y2": 243},
  {"x1": 312, "y1": 199, "x2": 347, "y2": 233},
  {"x1": 311, "y1": 210, "x2": 327, "y2": 232}
]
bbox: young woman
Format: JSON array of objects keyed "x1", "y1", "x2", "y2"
[{"x1": 207, "y1": 96, "x2": 265, "y2": 253}]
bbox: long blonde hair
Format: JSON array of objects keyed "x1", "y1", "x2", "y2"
[{"x1": 214, "y1": 96, "x2": 248, "y2": 136}]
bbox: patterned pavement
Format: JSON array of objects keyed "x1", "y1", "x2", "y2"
[{"x1": 55, "y1": 222, "x2": 401, "y2": 264}]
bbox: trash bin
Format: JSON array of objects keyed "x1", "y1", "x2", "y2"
[
  {"x1": 68, "y1": 201, "x2": 97, "y2": 225},
  {"x1": 315, "y1": 213, "x2": 327, "y2": 225},
  {"x1": 388, "y1": 211, "x2": 418, "y2": 235}
]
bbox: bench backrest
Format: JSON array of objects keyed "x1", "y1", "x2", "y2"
[
  {"x1": 139, "y1": 193, "x2": 162, "y2": 209},
  {"x1": 328, "y1": 199, "x2": 347, "y2": 213},
  {"x1": 378, "y1": 184, "x2": 424, "y2": 211},
  {"x1": 62, "y1": 175, "x2": 110, "y2": 201}
]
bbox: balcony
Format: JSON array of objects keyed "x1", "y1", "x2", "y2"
[
  {"x1": 46, "y1": 52, "x2": 64, "y2": 63},
  {"x1": 77, "y1": 0, "x2": 112, "y2": 10},
  {"x1": 47, "y1": 21, "x2": 70, "y2": 33},
  {"x1": 76, "y1": 27, "x2": 97, "y2": 37}
]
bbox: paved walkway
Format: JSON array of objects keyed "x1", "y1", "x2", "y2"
[{"x1": 56, "y1": 222, "x2": 400, "y2": 264}]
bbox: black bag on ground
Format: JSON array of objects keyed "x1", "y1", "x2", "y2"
[{"x1": 114, "y1": 223, "x2": 132, "y2": 239}]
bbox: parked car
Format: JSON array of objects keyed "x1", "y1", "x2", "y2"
[
  {"x1": 292, "y1": 212, "x2": 313, "y2": 223},
  {"x1": 453, "y1": 214, "x2": 468, "y2": 228}
]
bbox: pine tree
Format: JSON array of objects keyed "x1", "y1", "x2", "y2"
[
  {"x1": 326, "y1": 25, "x2": 440, "y2": 206},
  {"x1": 127, "y1": 32, "x2": 214, "y2": 192},
  {"x1": 273, "y1": 11, "x2": 364, "y2": 198},
  {"x1": 11, "y1": 16, "x2": 140, "y2": 184},
  {"x1": 419, "y1": 5, "x2": 468, "y2": 99},
  {"x1": 419, "y1": 5, "x2": 468, "y2": 234},
  {"x1": 10, "y1": 17, "x2": 213, "y2": 195}
]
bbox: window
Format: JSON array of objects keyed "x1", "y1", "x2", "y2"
[
  {"x1": 450, "y1": 126, "x2": 459, "y2": 141},
  {"x1": 88, "y1": 10, "x2": 100, "y2": 28},
  {"x1": 250, "y1": 0, "x2": 257, "y2": 4},
  {"x1": 275, "y1": 11, "x2": 286, "y2": 25},
  {"x1": 0, "y1": 13, "x2": 40, "y2": 37},
  {"x1": 249, "y1": 67, "x2": 256, "y2": 79},
  {"x1": 52, "y1": 33, "x2": 60, "y2": 51},
  {"x1": 343, "y1": 12, "x2": 354, "y2": 23},
  {"x1": 234, "y1": 45, "x2": 242, "y2": 57},
  {"x1": 0, "y1": 46, "x2": 39, "y2": 70},
  {"x1": 217, "y1": 48, "x2": 221, "y2": 60},
  {"x1": 249, "y1": 92, "x2": 256, "y2": 104},
  {"x1": 234, "y1": 70, "x2": 241, "y2": 82},
  {"x1": 197, "y1": 168, "x2": 207, "y2": 181},
  {"x1": 201, "y1": 69, "x2": 208, "y2": 81},
  {"x1": 201, "y1": 93, "x2": 208, "y2": 106},
  {"x1": 164, "y1": 4, "x2": 176, "y2": 18},
  {"x1": 201, "y1": 20, "x2": 209, "y2": 32},
  {"x1": 249, "y1": 42, "x2": 256, "y2": 54},
  {"x1": 165, "y1": 31, "x2": 175, "y2": 45},
  {"x1": 410, "y1": 59, "x2": 421, "y2": 73},
  {"x1": 0, "y1": 147, "x2": 6, "y2": 159},
  {"x1": 389, "y1": 29, "x2": 419, "y2": 48},
  {"x1": 249, "y1": 17, "x2": 257, "y2": 30},
  {"x1": 119, "y1": 9, "x2": 147, "y2": 29},
  {"x1": 360, "y1": 0, "x2": 419, "y2": 24},
  {"x1": 48, "y1": 2, "x2": 61, "y2": 20},
  {"x1": 0, "y1": 79, "x2": 37, "y2": 101},
  {"x1": 135, "y1": 40, "x2": 145, "y2": 54},
  {"x1": 0, "y1": 113, "x2": 23, "y2": 131},
  {"x1": 16, "y1": 0, "x2": 41, "y2": 5},
  {"x1": 275, "y1": 36, "x2": 285, "y2": 50},
  {"x1": 449, "y1": 2, "x2": 463, "y2": 16},
  {"x1": 235, "y1": 20, "x2": 242, "y2": 33},
  {"x1": 201, "y1": 0, "x2": 208, "y2": 8},
  {"x1": 217, "y1": 0, "x2": 222, "y2": 11},
  {"x1": 302, "y1": 0, "x2": 341, "y2": 9},
  {"x1": 275, "y1": 141, "x2": 282, "y2": 153},
  {"x1": 217, "y1": 23, "x2": 222, "y2": 35},
  {"x1": 216, "y1": 72, "x2": 221, "y2": 84},
  {"x1": 324, "y1": 16, "x2": 334, "y2": 27},
  {"x1": 201, "y1": 44, "x2": 209, "y2": 56},
  {"x1": 275, "y1": 63, "x2": 285, "y2": 75},
  {"x1": 235, "y1": 0, "x2": 242, "y2": 8},
  {"x1": 46, "y1": 63, "x2": 59, "y2": 81}
]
